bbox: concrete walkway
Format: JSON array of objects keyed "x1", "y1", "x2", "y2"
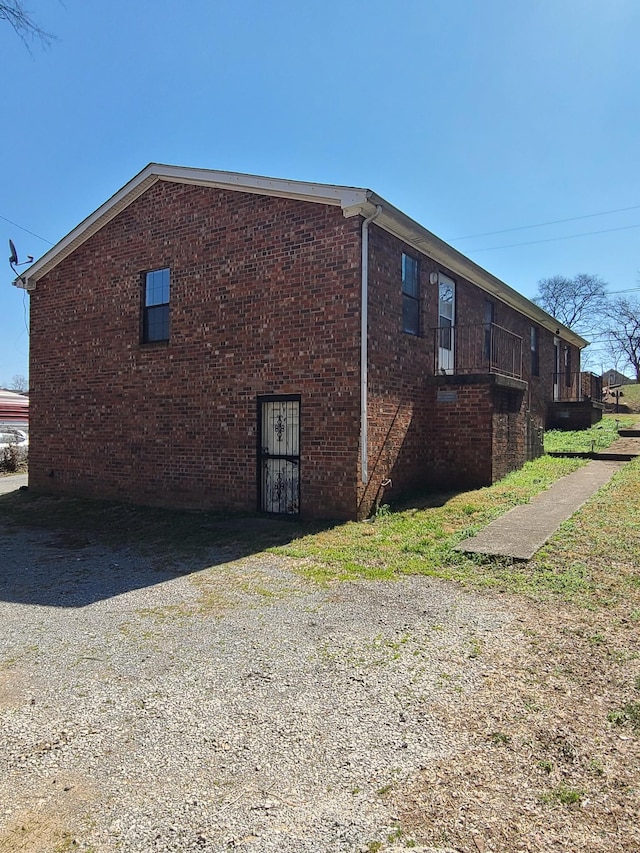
[
  {"x1": 456, "y1": 459, "x2": 624, "y2": 561},
  {"x1": 457, "y1": 422, "x2": 640, "y2": 561},
  {"x1": 0, "y1": 473, "x2": 27, "y2": 495}
]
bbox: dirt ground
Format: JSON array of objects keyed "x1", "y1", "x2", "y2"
[
  {"x1": 394, "y1": 593, "x2": 640, "y2": 853},
  {"x1": 1, "y1": 481, "x2": 639, "y2": 852}
]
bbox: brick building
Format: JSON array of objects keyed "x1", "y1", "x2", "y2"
[{"x1": 16, "y1": 165, "x2": 587, "y2": 519}]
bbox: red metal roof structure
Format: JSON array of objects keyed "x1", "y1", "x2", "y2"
[{"x1": 0, "y1": 389, "x2": 29, "y2": 426}]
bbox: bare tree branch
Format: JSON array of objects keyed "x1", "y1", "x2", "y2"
[
  {"x1": 533, "y1": 273, "x2": 609, "y2": 335},
  {"x1": 605, "y1": 297, "x2": 640, "y2": 382},
  {"x1": 9, "y1": 374, "x2": 28, "y2": 392},
  {"x1": 0, "y1": 1, "x2": 54, "y2": 48}
]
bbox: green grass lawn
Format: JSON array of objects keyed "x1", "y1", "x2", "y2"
[
  {"x1": 268, "y1": 452, "x2": 640, "y2": 613},
  {"x1": 269, "y1": 416, "x2": 640, "y2": 611},
  {"x1": 2, "y1": 430, "x2": 638, "y2": 613},
  {"x1": 543, "y1": 413, "x2": 636, "y2": 453},
  {"x1": 618, "y1": 382, "x2": 640, "y2": 407}
]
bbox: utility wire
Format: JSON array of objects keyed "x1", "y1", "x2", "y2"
[
  {"x1": 0, "y1": 214, "x2": 53, "y2": 245},
  {"x1": 450, "y1": 204, "x2": 640, "y2": 241},
  {"x1": 467, "y1": 222, "x2": 640, "y2": 252}
]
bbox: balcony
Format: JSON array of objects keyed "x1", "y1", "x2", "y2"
[
  {"x1": 551, "y1": 372, "x2": 603, "y2": 403},
  {"x1": 432, "y1": 323, "x2": 523, "y2": 380},
  {"x1": 547, "y1": 372, "x2": 605, "y2": 429}
]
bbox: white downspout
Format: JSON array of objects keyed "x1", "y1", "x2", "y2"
[{"x1": 360, "y1": 205, "x2": 382, "y2": 484}]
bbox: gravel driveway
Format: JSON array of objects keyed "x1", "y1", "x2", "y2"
[{"x1": 0, "y1": 520, "x2": 515, "y2": 852}]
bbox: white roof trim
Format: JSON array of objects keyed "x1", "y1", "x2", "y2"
[
  {"x1": 15, "y1": 163, "x2": 587, "y2": 347},
  {"x1": 16, "y1": 164, "x2": 370, "y2": 289},
  {"x1": 348, "y1": 196, "x2": 588, "y2": 349}
]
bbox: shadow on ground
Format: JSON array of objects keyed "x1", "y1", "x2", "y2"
[{"x1": 0, "y1": 488, "x2": 331, "y2": 609}]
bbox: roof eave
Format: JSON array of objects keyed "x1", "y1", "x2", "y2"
[
  {"x1": 15, "y1": 163, "x2": 371, "y2": 291},
  {"x1": 347, "y1": 194, "x2": 589, "y2": 349},
  {"x1": 14, "y1": 164, "x2": 588, "y2": 350}
]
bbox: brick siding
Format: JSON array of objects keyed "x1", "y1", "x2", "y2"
[
  {"x1": 29, "y1": 182, "x2": 362, "y2": 519},
  {"x1": 28, "y1": 180, "x2": 580, "y2": 520},
  {"x1": 361, "y1": 225, "x2": 546, "y2": 511}
]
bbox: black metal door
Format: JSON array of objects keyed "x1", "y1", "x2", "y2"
[{"x1": 258, "y1": 397, "x2": 300, "y2": 514}]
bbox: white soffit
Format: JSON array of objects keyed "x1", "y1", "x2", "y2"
[
  {"x1": 348, "y1": 196, "x2": 588, "y2": 348},
  {"x1": 16, "y1": 164, "x2": 370, "y2": 290},
  {"x1": 14, "y1": 163, "x2": 587, "y2": 347}
]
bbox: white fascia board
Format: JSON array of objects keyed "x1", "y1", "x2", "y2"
[
  {"x1": 15, "y1": 165, "x2": 160, "y2": 290},
  {"x1": 154, "y1": 164, "x2": 369, "y2": 208},
  {"x1": 15, "y1": 163, "x2": 370, "y2": 291},
  {"x1": 351, "y1": 195, "x2": 588, "y2": 349}
]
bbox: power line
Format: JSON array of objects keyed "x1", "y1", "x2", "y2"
[
  {"x1": 467, "y1": 222, "x2": 640, "y2": 253},
  {"x1": 449, "y1": 203, "x2": 640, "y2": 241},
  {"x1": 0, "y1": 214, "x2": 53, "y2": 245}
]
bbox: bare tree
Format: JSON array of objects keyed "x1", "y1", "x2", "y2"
[
  {"x1": 604, "y1": 297, "x2": 640, "y2": 382},
  {"x1": 533, "y1": 274, "x2": 609, "y2": 336},
  {"x1": 9, "y1": 374, "x2": 28, "y2": 392},
  {"x1": 0, "y1": 1, "x2": 54, "y2": 47}
]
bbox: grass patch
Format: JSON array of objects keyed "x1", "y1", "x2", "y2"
[
  {"x1": 271, "y1": 454, "x2": 640, "y2": 610},
  {"x1": 610, "y1": 382, "x2": 640, "y2": 410},
  {"x1": 607, "y1": 702, "x2": 640, "y2": 733},
  {"x1": 271, "y1": 455, "x2": 588, "y2": 588},
  {"x1": 1, "y1": 444, "x2": 638, "y2": 614},
  {"x1": 541, "y1": 784, "x2": 584, "y2": 806},
  {"x1": 544, "y1": 414, "x2": 636, "y2": 454}
]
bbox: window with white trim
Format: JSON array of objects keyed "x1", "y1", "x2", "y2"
[
  {"x1": 530, "y1": 326, "x2": 539, "y2": 377},
  {"x1": 401, "y1": 253, "x2": 420, "y2": 335}
]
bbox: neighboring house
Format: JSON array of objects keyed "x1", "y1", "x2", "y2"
[
  {"x1": 15, "y1": 165, "x2": 589, "y2": 519},
  {"x1": 602, "y1": 369, "x2": 634, "y2": 388}
]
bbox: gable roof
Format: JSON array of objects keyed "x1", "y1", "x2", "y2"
[{"x1": 14, "y1": 163, "x2": 587, "y2": 348}]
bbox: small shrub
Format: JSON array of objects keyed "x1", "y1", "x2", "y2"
[
  {"x1": 588, "y1": 757, "x2": 604, "y2": 776},
  {"x1": 608, "y1": 702, "x2": 640, "y2": 732},
  {"x1": 542, "y1": 783, "x2": 583, "y2": 805},
  {"x1": 1, "y1": 444, "x2": 21, "y2": 473},
  {"x1": 488, "y1": 731, "x2": 510, "y2": 745},
  {"x1": 375, "y1": 503, "x2": 392, "y2": 519}
]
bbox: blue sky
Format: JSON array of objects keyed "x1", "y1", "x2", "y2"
[{"x1": 2, "y1": 0, "x2": 639, "y2": 384}]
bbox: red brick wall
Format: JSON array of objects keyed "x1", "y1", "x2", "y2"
[
  {"x1": 29, "y1": 181, "x2": 362, "y2": 519},
  {"x1": 29, "y1": 180, "x2": 581, "y2": 520},
  {"x1": 361, "y1": 225, "x2": 556, "y2": 511},
  {"x1": 360, "y1": 225, "x2": 438, "y2": 512}
]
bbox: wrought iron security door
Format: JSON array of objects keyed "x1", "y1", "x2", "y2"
[{"x1": 259, "y1": 397, "x2": 300, "y2": 515}]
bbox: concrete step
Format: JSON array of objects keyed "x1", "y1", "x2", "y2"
[{"x1": 548, "y1": 451, "x2": 639, "y2": 461}]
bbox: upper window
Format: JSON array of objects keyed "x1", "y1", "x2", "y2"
[
  {"x1": 143, "y1": 268, "x2": 170, "y2": 343},
  {"x1": 530, "y1": 326, "x2": 539, "y2": 377},
  {"x1": 438, "y1": 274, "x2": 455, "y2": 355},
  {"x1": 402, "y1": 253, "x2": 420, "y2": 335},
  {"x1": 484, "y1": 300, "x2": 494, "y2": 360}
]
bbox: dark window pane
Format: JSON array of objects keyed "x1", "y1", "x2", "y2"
[
  {"x1": 403, "y1": 295, "x2": 419, "y2": 335},
  {"x1": 439, "y1": 316, "x2": 452, "y2": 350},
  {"x1": 484, "y1": 300, "x2": 494, "y2": 326},
  {"x1": 145, "y1": 304, "x2": 170, "y2": 342},
  {"x1": 143, "y1": 268, "x2": 170, "y2": 342},
  {"x1": 402, "y1": 253, "x2": 419, "y2": 297}
]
